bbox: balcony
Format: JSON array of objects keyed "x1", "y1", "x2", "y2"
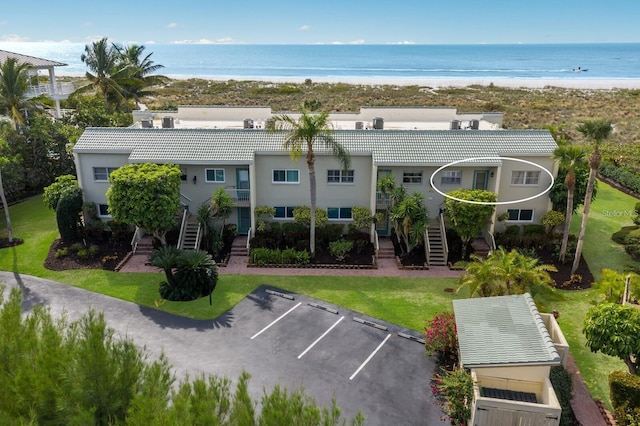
[
  {"x1": 25, "y1": 82, "x2": 75, "y2": 100},
  {"x1": 225, "y1": 188, "x2": 250, "y2": 207}
]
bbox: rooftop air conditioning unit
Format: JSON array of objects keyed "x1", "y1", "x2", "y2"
[
  {"x1": 373, "y1": 117, "x2": 384, "y2": 130},
  {"x1": 141, "y1": 119, "x2": 153, "y2": 128},
  {"x1": 469, "y1": 119, "x2": 480, "y2": 130},
  {"x1": 450, "y1": 120, "x2": 461, "y2": 130},
  {"x1": 355, "y1": 121, "x2": 363, "y2": 130},
  {"x1": 162, "y1": 116, "x2": 174, "y2": 128},
  {"x1": 243, "y1": 118, "x2": 254, "y2": 129}
]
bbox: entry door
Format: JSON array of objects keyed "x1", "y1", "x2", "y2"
[
  {"x1": 237, "y1": 207, "x2": 251, "y2": 235},
  {"x1": 473, "y1": 170, "x2": 489, "y2": 190},
  {"x1": 376, "y1": 169, "x2": 392, "y2": 235},
  {"x1": 236, "y1": 168, "x2": 250, "y2": 203}
]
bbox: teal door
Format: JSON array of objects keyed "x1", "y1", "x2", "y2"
[
  {"x1": 473, "y1": 170, "x2": 489, "y2": 190},
  {"x1": 376, "y1": 169, "x2": 392, "y2": 235},
  {"x1": 237, "y1": 207, "x2": 251, "y2": 235}
]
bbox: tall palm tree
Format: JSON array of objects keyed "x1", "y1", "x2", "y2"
[
  {"x1": 553, "y1": 143, "x2": 587, "y2": 263},
  {"x1": 571, "y1": 119, "x2": 613, "y2": 275},
  {"x1": 115, "y1": 44, "x2": 167, "y2": 107},
  {"x1": 79, "y1": 37, "x2": 132, "y2": 108},
  {"x1": 272, "y1": 109, "x2": 351, "y2": 256},
  {"x1": 0, "y1": 58, "x2": 31, "y2": 129}
]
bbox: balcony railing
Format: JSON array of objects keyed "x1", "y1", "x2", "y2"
[
  {"x1": 25, "y1": 82, "x2": 75, "y2": 99},
  {"x1": 376, "y1": 192, "x2": 390, "y2": 209},
  {"x1": 226, "y1": 188, "x2": 250, "y2": 207}
]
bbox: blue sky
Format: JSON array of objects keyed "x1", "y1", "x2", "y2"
[{"x1": 2, "y1": 0, "x2": 639, "y2": 45}]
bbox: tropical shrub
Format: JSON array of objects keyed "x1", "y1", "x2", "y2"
[
  {"x1": 150, "y1": 247, "x2": 218, "y2": 301},
  {"x1": 329, "y1": 239, "x2": 353, "y2": 262},
  {"x1": 550, "y1": 365, "x2": 575, "y2": 426},
  {"x1": 609, "y1": 370, "x2": 640, "y2": 425},
  {"x1": 56, "y1": 187, "x2": 84, "y2": 243},
  {"x1": 42, "y1": 174, "x2": 79, "y2": 211},
  {"x1": 424, "y1": 312, "x2": 458, "y2": 368},
  {"x1": 432, "y1": 367, "x2": 474, "y2": 426},
  {"x1": 249, "y1": 247, "x2": 310, "y2": 266}
]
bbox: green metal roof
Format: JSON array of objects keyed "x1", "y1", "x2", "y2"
[
  {"x1": 453, "y1": 293, "x2": 561, "y2": 368},
  {"x1": 73, "y1": 128, "x2": 556, "y2": 165}
]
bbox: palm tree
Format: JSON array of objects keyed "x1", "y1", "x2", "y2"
[
  {"x1": 0, "y1": 58, "x2": 31, "y2": 129},
  {"x1": 553, "y1": 143, "x2": 587, "y2": 263},
  {"x1": 457, "y1": 248, "x2": 557, "y2": 297},
  {"x1": 571, "y1": 119, "x2": 613, "y2": 275},
  {"x1": 115, "y1": 44, "x2": 167, "y2": 107},
  {"x1": 79, "y1": 37, "x2": 132, "y2": 108},
  {"x1": 272, "y1": 109, "x2": 351, "y2": 256}
]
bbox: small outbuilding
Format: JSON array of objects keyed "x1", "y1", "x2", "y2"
[{"x1": 453, "y1": 293, "x2": 569, "y2": 426}]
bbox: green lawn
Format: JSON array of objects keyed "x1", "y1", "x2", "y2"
[{"x1": 2, "y1": 180, "x2": 639, "y2": 407}]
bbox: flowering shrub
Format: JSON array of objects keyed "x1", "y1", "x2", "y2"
[
  {"x1": 424, "y1": 312, "x2": 459, "y2": 367},
  {"x1": 432, "y1": 368, "x2": 474, "y2": 426}
]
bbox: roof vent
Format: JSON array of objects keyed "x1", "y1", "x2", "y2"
[
  {"x1": 141, "y1": 119, "x2": 153, "y2": 128},
  {"x1": 355, "y1": 121, "x2": 363, "y2": 130},
  {"x1": 450, "y1": 120, "x2": 461, "y2": 130},
  {"x1": 372, "y1": 117, "x2": 384, "y2": 130},
  {"x1": 243, "y1": 118, "x2": 254, "y2": 129},
  {"x1": 162, "y1": 116, "x2": 174, "y2": 128},
  {"x1": 469, "y1": 119, "x2": 480, "y2": 130}
]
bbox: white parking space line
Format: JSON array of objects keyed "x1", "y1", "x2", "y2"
[
  {"x1": 297, "y1": 316, "x2": 345, "y2": 359},
  {"x1": 250, "y1": 302, "x2": 302, "y2": 340},
  {"x1": 349, "y1": 334, "x2": 392, "y2": 381}
]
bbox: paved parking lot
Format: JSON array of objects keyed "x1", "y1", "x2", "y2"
[{"x1": 2, "y1": 273, "x2": 444, "y2": 425}]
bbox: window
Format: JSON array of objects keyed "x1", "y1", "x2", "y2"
[
  {"x1": 98, "y1": 204, "x2": 110, "y2": 217},
  {"x1": 205, "y1": 168, "x2": 225, "y2": 182},
  {"x1": 273, "y1": 169, "x2": 299, "y2": 183},
  {"x1": 511, "y1": 171, "x2": 540, "y2": 185},
  {"x1": 403, "y1": 171, "x2": 422, "y2": 184},
  {"x1": 440, "y1": 170, "x2": 461, "y2": 185},
  {"x1": 93, "y1": 167, "x2": 118, "y2": 181},
  {"x1": 328, "y1": 207, "x2": 353, "y2": 220},
  {"x1": 507, "y1": 209, "x2": 534, "y2": 221},
  {"x1": 327, "y1": 169, "x2": 354, "y2": 183},
  {"x1": 274, "y1": 206, "x2": 296, "y2": 219}
]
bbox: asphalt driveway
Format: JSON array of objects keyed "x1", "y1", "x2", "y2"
[{"x1": 1, "y1": 272, "x2": 444, "y2": 425}]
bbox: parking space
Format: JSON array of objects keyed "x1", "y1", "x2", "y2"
[{"x1": 229, "y1": 285, "x2": 444, "y2": 425}]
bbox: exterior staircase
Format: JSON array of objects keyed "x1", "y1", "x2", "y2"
[
  {"x1": 231, "y1": 235, "x2": 249, "y2": 257},
  {"x1": 134, "y1": 235, "x2": 154, "y2": 255},
  {"x1": 178, "y1": 213, "x2": 201, "y2": 250},
  {"x1": 376, "y1": 237, "x2": 396, "y2": 260},
  {"x1": 471, "y1": 237, "x2": 491, "y2": 259},
  {"x1": 427, "y1": 224, "x2": 447, "y2": 266}
]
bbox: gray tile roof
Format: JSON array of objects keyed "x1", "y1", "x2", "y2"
[
  {"x1": 74, "y1": 128, "x2": 557, "y2": 165},
  {"x1": 453, "y1": 293, "x2": 561, "y2": 368},
  {"x1": 0, "y1": 49, "x2": 67, "y2": 68}
]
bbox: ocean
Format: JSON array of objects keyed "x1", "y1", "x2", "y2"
[{"x1": 2, "y1": 42, "x2": 639, "y2": 83}]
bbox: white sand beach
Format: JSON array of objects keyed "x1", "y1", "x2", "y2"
[{"x1": 189, "y1": 75, "x2": 640, "y2": 90}]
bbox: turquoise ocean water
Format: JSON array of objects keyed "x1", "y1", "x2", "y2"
[{"x1": 1, "y1": 42, "x2": 639, "y2": 82}]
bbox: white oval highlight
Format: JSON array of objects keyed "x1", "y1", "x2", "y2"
[{"x1": 429, "y1": 156, "x2": 555, "y2": 206}]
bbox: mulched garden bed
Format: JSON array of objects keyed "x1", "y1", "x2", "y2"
[{"x1": 44, "y1": 237, "x2": 132, "y2": 271}]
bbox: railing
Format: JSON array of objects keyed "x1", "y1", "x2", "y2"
[
  {"x1": 439, "y1": 213, "x2": 449, "y2": 266},
  {"x1": 225, "y1": 188, "x2": 250, "y2": 206},
  {"x1": 246, "y1": 227, "x2": 252, "y2": 254},
  {"x1": 194, "y1": 222, "x2": 203, "y2": 250},
  {"x1": 483, "y1": 229, "x2": 497, "y2": 252},
  {"x1": 131, "y1": 226, "x2": 145, "y2": 254},
  {"x1": 375, "y1": 192, "x2": 391, "y2": 209},
  {"x1": 179, "y1": 192, "x2": 192, "y2": 209},
  {"x1": 424, "y1": 229, "x2": 430, "y2": 266},
  {"x1": 177, "y1": 209, "x2": 189, "y2": 249},
  {"x1": 25, "y1": 82, "x2": 75, "y2": 99}
]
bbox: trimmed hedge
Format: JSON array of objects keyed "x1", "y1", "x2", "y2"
[
  {"x1": 609, "y1": 370, "x2": 640, "y2": 425},
  {"x1": 249, "y1": 248, "x2": 310, "y2": 266},
  {"x1": 600, "y1": 162, "x2": 640, "y2": 194},
  {"x1": 550, "y1": 366, "x2": 576, "y2": 426}
]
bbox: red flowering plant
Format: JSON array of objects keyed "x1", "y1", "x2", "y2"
[{"x1": 424, "y1": 312, "x2": 459, "y2": 370}]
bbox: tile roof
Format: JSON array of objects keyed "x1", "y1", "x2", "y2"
[
  {"x1": 0, "y1": 50, "x2": 67, "y2": 68},
  {"x1": 74, "y1": 128, "x2": 556, "y2": 165},
  {"x1": 453, "y1": 293, "x2": 561, "y2": 368}
]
